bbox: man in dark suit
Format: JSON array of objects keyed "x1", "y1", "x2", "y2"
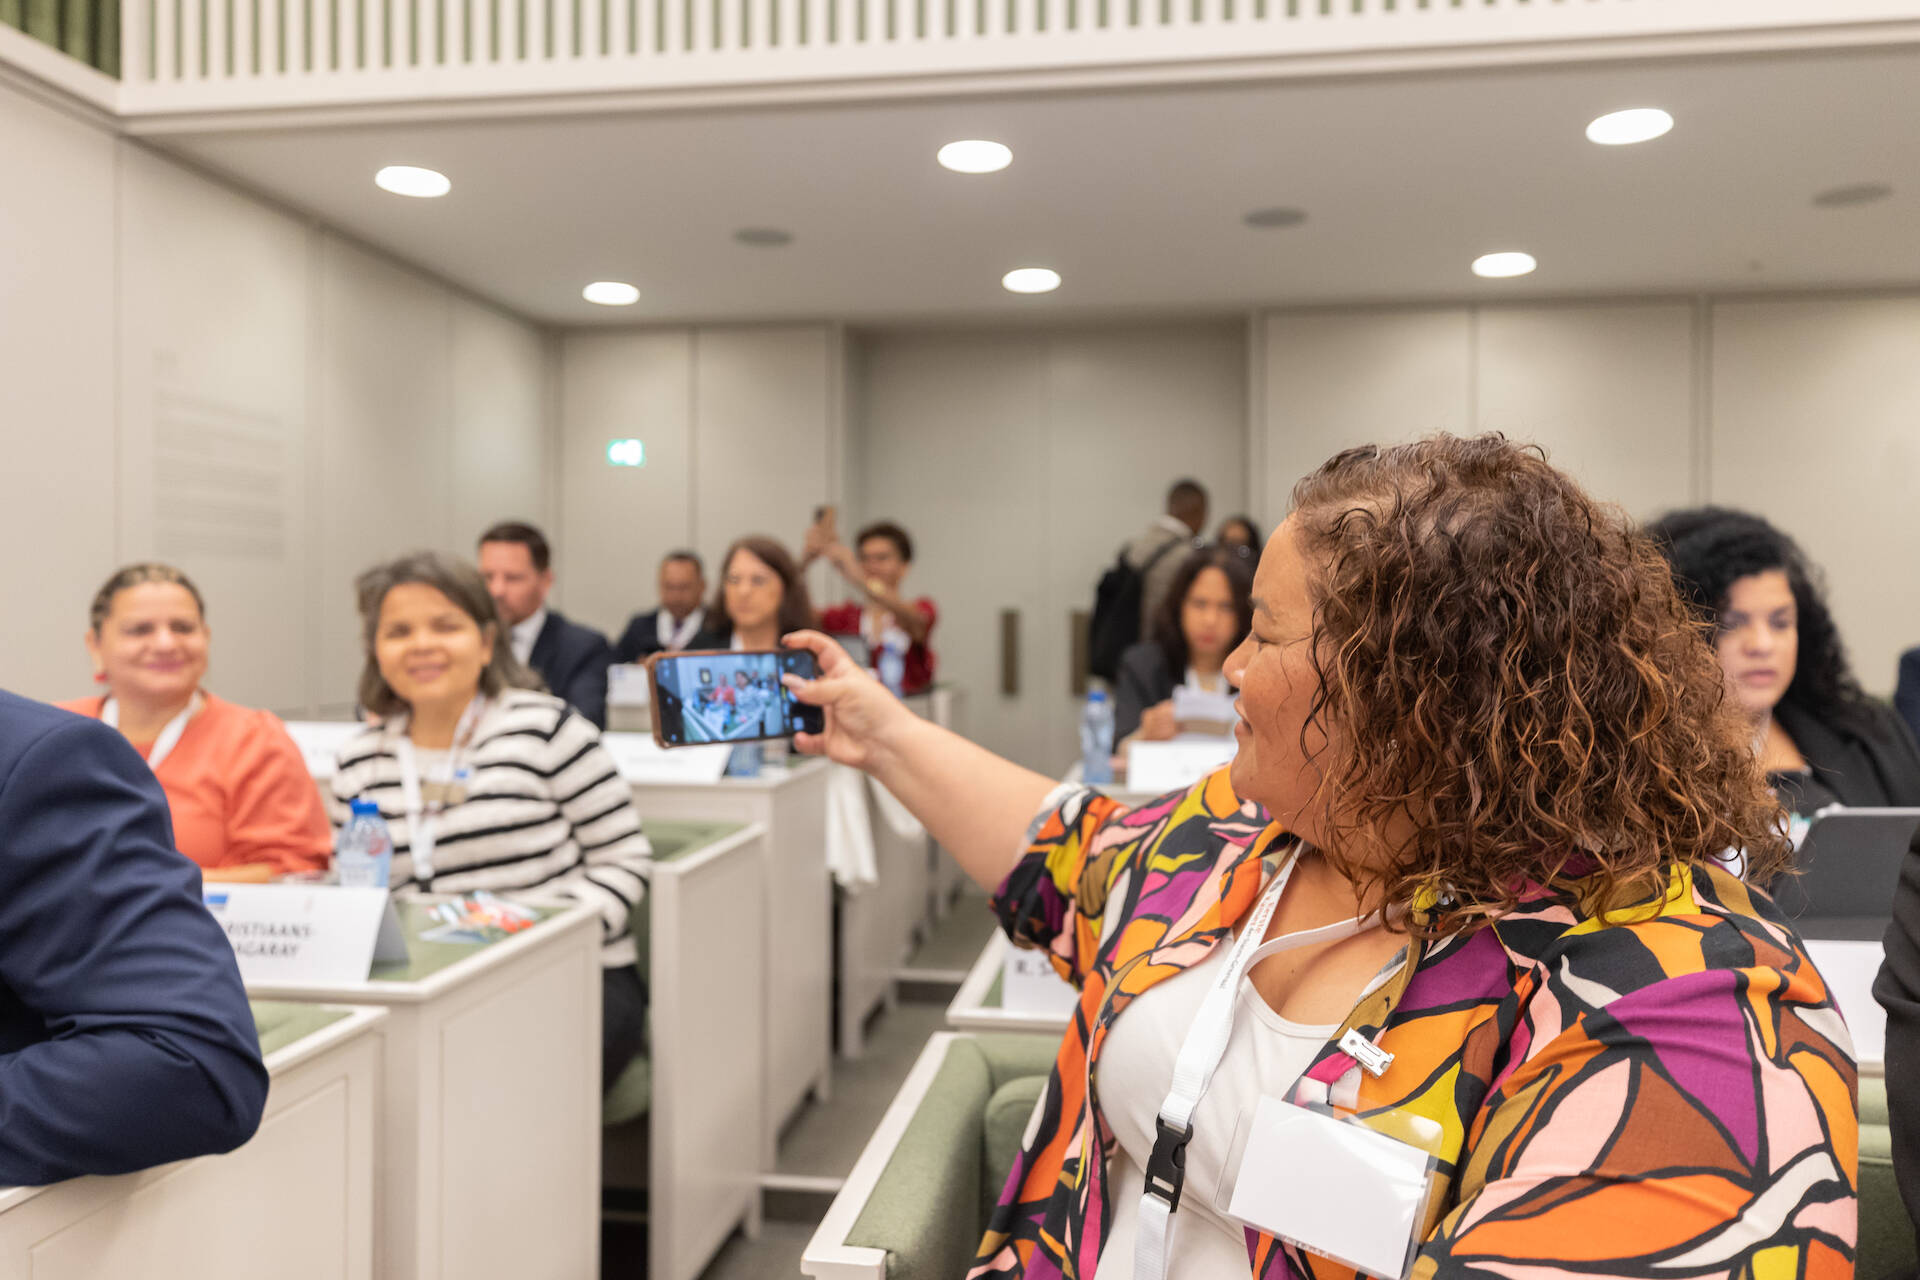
[
  {"x1": 0, "y1": 689, "x2": 267, "y2": 1185},
  {"x1": 1897, "y1": 645, "x2": 1920, "y2": 749},
  {"x1": 478, "y1": 520, "x2": 615, "y2": 728},
  {"x1": 612, "y1": 550, "x2": 708, "y2": 664}
]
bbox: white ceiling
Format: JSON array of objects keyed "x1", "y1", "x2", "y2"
[{"x1": 156, "y1": 46, "x2": 1920, "y2": 326}]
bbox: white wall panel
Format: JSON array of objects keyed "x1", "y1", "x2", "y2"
[
  {"x1": 1475, "y1": 303, "x2": 1696, "y2": 519},
  {"x1": 313, "y1": 236, "x2": 456, "y2": 711},
  {"x1": 555, "y1": 329, "x2": 695, "y2": 638},
  {"x1": 117, "y1": 142, "x2": 314, "y2": 714},
  {"x1": 1261, "y1": 308, "x2": 1473, "y2": 517},
  {"x1": 449, "y1": 296, "x2": 553, "y2": 557},
  {"x1": 1710, "y1": 297, "x2": 1920, "y2": 697},
  {"x1": 0, "y1": 85, "x2": 117, "y2": 701},
  {"x1": 692, "y1": 325, "x2": 836, "y2": 601}
]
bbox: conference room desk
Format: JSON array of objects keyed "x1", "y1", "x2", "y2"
[
  {"x1": 620, "y1": 756, "x2": 832, "y2": 1162},
  {"x1": 946, "y1": 932, "x2": 1077, "y2": 1038},
  {"x1": 246, "y1": 900, "x2": 603, "y2": 1280},
  {"x1": 836, "y1": 768, "x2": 934, "y2": 1057},
  {"x1": 0, "y1": 1002, "x2": 385, "y2": 1280},
  {"x1": 904, "y1": 686, "x2": 969, "y2": 920}
]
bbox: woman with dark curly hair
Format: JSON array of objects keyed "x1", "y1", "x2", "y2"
[
  {"x1": 1113, "y1": 545, "x2": 1255, "y2": 743},
  {"x1": 782, "y1": 434, "x2": 1854, "y2": 1280},
  {"x1": 1647, "y1": 506, "x2": 1920, "y2": 814}
]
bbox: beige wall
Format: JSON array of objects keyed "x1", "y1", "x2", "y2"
[
  {"x1": 1, "y1": 76, "x2": 553, "y2": 714},
  {"x1": 1255, "y1": 295, "x2": 1920, "y2": 695}
]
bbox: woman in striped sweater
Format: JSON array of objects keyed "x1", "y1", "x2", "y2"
[{"x1": 328, "y1": 551, "x2": 653, "y2": 1088}]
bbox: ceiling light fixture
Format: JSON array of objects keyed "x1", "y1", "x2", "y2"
[
  {"x1": 1001, "y1": 267, "x2": 1061, "y2": 294},
  {"x1": 734, "y1": 227, "x2": 795, "y2": 247},
  {"x1": 582, "y1": 281, "x2": 641, "y2": 306},
  {"x1": 938, "y1": 140, "x2": 1013, "y2": 174},
  {"x1": 374, "y1": 165, "x2": 451, "y2": 198},
  {"x1": 1813, "y1": 182, "x2": 1894, "y2": 208},
  {"x1": 1471, "y1": 252, "x2": 1537, "y2": 279},
  {"x1": 1243, "y1": 207, "x2": 1309, "y2": 229},
  {"x1": 1585, "y1": 108, "x2": 1674, "y2": 146}
]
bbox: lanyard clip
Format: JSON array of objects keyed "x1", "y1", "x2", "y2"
[
  {"x1": 1145, "y1": 1116, "x2": 1192, "y2": 1212},
  {"x1": 1339, "y1": 1029, "x2": 1394, "y2": 1078}
]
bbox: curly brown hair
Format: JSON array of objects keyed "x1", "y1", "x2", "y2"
[{"x1": 1288, "y1": 434, "x2": 1788, "y2": 935}]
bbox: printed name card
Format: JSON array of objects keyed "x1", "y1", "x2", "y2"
[
  {"x1": 203, "y1": 884, "x2": 403, "y2": 985},
  {"x1": 1125, "y1": 737, "x2": 1238, "y2": 795},
  {"x1": 283, "y1": 720, "x2": 365, "y2": 779},
  {"x1": 600, "y1": 732, "x2": 732, "y2": 784},
  {"x1": 607, "y1": 664, "x2": 653, "y2": 708},
  {"x1": 1002, "y1": 945, "x2": 1081, "y2": 1018},
  {"x1": 1806, "y1": 938, "x2": 1887, "y2": 1066}
]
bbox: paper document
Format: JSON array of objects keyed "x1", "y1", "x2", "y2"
[
  {"x1": 607, "y1": 664, "x2": 653, "y2": 707},
  {"x1": 1002, "y1": 944, "x2": 1081, "y2": 1017}
]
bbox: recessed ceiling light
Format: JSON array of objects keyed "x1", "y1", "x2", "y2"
[
  {"x1": 1243, "y1": 207, "x2": 1308, "y2": 229},
  {"x1": 734, "y1": 227, "x2": 794, "y2": 247},
  {"x1": 374, "y1": 165, "x2": 451, "y2": 198},
  {"x1": 1813, "y1": 182, "x2": 1893, "y2": 208},
  {"x1": 1472, "y1": 252, "x2": 1537, "y2": 279},
  {"x1": 1585, "y1": 108, "x2": 1674, "y2": 146},
  {"x1": 938, "y1": 140, "x2": 1013, "y2": 174},
  {"x1": 1001, "y1": 267, "x2": 1061, "y2": 294},
  {"x1": 582, "y1": 281, "x2": 640, "y2": 306}
]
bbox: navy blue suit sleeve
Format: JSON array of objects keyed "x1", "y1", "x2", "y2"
[
  {"x1": 563, "y1": 624, "x2": 615, "y2": 730},
  {"x1": 0, "y1": 714, "x2": 267, "y2": 1185}
]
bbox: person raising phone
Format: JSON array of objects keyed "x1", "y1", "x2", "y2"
[
  {"x1": 780, "y1": 434, "x2": 1853, "y2": 1280},
  {"x1": 802, "y1": 512, "x2": 937, "y2": 695}
]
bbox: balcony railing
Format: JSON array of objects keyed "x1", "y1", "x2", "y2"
[{"x1": 7, "y1": 0, "x2": 1919, "y2": 124}]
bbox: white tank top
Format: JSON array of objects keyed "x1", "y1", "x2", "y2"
[{"x1": 1096, "y1": 940, "x2": 1338, "y2": 1278}]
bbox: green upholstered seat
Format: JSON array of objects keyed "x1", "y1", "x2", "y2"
[
  {"x1": 1860, "y1": 1075, "x2": 1917, "y2": 1280},
  {"x1": 845, "y1": 1032, "x2": 1059, "y2": 1280}
]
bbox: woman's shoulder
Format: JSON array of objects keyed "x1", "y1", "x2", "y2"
[
  {"x1": 54, "y1": 694, "x2": 106, "y2": 717},
  {"x1": 1117, "y1": 640, "x2": 1173, "y2": 680}
]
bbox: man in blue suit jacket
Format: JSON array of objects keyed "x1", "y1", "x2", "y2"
[{"x1": 0, "y1": 689, "x2": 267, "y2": 1186}]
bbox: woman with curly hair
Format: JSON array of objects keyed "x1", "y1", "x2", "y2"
[
  {"x1": 783, "y1": 434, "x2": 1854, "y2": 1280},
  {"x1": 1647, "y1": 506, "x2": 1920, "y2": 814}
]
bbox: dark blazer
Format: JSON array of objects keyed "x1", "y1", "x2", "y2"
[
  {"x1": 1897, "y1": 647, "x2": 1920, "y2": 752},
  {"x1": 1875, "y1": 820, "x2": 1920, "y2": 1252},
  {"x1": 1776, "y1": 698, "x2": 1920, "y2": 810},
  {"x1": 612, "y1": 607, "x2": 707, "y2": 665},
  {"x1": 0, "y1": 690, "x2": 267, "y2": 1185},
  {"x1": 530, "y1": 609, "x2": 614, "y2": 729},
  {"x1": 1113, "y1": 641, "x2": 1179, "y2": 743}
]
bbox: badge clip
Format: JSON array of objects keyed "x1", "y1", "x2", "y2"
[{"x1": 1339, "y1": 1029, "x2": 1394, "y2": 1078}]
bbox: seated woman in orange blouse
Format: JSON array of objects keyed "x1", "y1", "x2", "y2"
[{"x1": 60, "y1": 563, "x2": 331, "y2": 883}]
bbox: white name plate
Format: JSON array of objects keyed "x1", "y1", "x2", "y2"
[
  {"x1": 601, "y1": 732, "x2": 732, "y2": 784},
  {"x1": 284, "y1": 720, "x2": 365, "y2": 780},
  {"x1": 1807, "y1": 938, "x2": 1887, "y2": 1067},
  {"x1": 203, "y1": 884, "x2": 401, "y2": 985},
  {"x1": 607, "y1": 664, "x2": 653, "y2": 708},
  {"x1": 1002, "y1": 945, "x2": 1081, "y2": 1018},
  {"x1": 1125, "y1": 737, "x2": 1238, "y2": 796}
]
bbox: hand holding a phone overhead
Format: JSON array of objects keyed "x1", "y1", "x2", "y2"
[{"x1": 781, "y1": 630, "x2": 912, "y2": 771}]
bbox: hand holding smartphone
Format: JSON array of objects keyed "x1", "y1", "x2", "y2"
[{"x1": 647, "y1": 648, "x2": 827, "y2": 748}]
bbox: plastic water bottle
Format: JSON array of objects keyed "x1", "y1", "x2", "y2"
[
  {"x1": 335, "y1": 798, "x2": 394, "y2": 889},
  {"x1": 878, "y1": 640, "x2": 907, "y2": 697},
  {"x1": 1081, "y1": 691, "x2": 1115, "y2": 785}
]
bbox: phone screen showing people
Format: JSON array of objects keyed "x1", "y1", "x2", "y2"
[{"x1": 649, "y1": 649, "x2": 824, "y2": 746}]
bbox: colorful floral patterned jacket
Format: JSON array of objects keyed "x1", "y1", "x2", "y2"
[{"x1": 973, "y1": 770, "x2": 1858, "y2": 1280}]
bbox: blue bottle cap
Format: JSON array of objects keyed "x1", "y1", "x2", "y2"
[{"x1": 350, "y1": 798, "x2": 381, "y2": 817}]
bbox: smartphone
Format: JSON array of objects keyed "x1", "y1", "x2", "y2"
[{"x1": 646, "y1": 648, "x2": 826, "y2": 748}]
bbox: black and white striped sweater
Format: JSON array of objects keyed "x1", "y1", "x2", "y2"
[{"x1": 326, "y1": 689, "x2": 651, "y2": 967}]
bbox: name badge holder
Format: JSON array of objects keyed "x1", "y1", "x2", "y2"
[{"x1": 1209, "y1": 1097, "x2": 1446, "y2": 1280}]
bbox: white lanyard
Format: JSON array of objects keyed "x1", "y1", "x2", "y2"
[
  {"x1": 102, "y1": 692, "x2": 203, "y2": 773},
  {"x1": 660, "y1": 607, "x2": 704, "y2": 652},
  {"x1": 392, "y1": 697, "x2": 487, "y2": 886},
  {"x1": 1134, "y1": 856, "x2": 1398, "y2": 1280}
]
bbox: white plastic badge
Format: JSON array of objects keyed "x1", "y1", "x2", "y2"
[
  {"x1": 1224, "y1": 1097, "x2": 1438, "y2": 1280},
  {"x1": 203, "y1": 884, "x2": 406, "y2": 985},
  {"x1": 1001, "y1": 945, "x2": 1081, "y2": 1018}
]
